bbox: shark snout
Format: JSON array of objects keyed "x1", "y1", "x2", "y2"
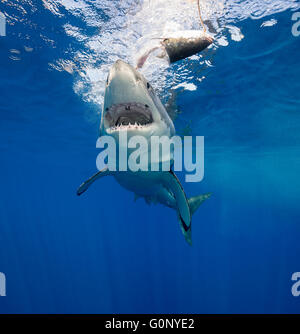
[
  {"x1": 108, "y1": 60, "x2": 138, "y2": 83},
  {"x1": 105, "y1": 60, "x2": 142, "y2": 98},
  {"x1": 112, "y1": 59, "x2": 129, "y2": 70}
]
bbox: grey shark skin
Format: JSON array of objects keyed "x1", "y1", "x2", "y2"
[{"x1": 77, "y1": 60, "x2": 211, "y2": 245}]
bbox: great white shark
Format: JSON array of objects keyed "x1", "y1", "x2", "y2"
[{"x1": 77, "y1": 60, "x2": 211, "y2": 245}]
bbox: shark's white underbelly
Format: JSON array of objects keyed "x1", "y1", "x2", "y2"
[{"x1": 114, "y1": 172, "x2": 175, "y2": 208}]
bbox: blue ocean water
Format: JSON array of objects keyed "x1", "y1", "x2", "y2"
[{"x1": 0, "y1": 0, "x2": 300, "y2": 313}]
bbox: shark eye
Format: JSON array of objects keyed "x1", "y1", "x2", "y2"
[{"x1": 147, "y1": 82, "x2": 150, "y2": 89}]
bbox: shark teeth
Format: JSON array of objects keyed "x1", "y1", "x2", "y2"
[
  {"x1": 109, "y1": 122, "x2": 151, "y2": 132},
  {"x1": 105, "y1": 102, "x2": 153, "y2": 129}
]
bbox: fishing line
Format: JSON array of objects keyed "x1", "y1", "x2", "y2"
[{"x1": 197, "y1": 0, "x2": 206, "y2": 32}]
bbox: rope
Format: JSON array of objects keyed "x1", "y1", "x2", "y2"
[{"x1": 197, "y1": 0, "x2": 206, "y2": 32}]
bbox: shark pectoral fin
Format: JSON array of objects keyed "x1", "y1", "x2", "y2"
[
  {"x1": 162, "y1": 171, "x2": 192, "y2": 245},
  {"x1": 188, "y1": 193, "x2": 212, "y2": 216},
  {"x1": 77, "y1": 168, "x2": 111, "y2": 196}
]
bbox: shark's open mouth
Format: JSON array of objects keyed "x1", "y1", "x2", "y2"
[{"x1": 105, "y1": 102, "x2": 153, "y2": 131}]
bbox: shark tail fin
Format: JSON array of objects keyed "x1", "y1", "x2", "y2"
[
  {"x1": 188, "y1": 193, "x2": 212, "y2": 216},
  {"x1": 162, "y1": 171, "x2": 212, "y2": 246}
]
